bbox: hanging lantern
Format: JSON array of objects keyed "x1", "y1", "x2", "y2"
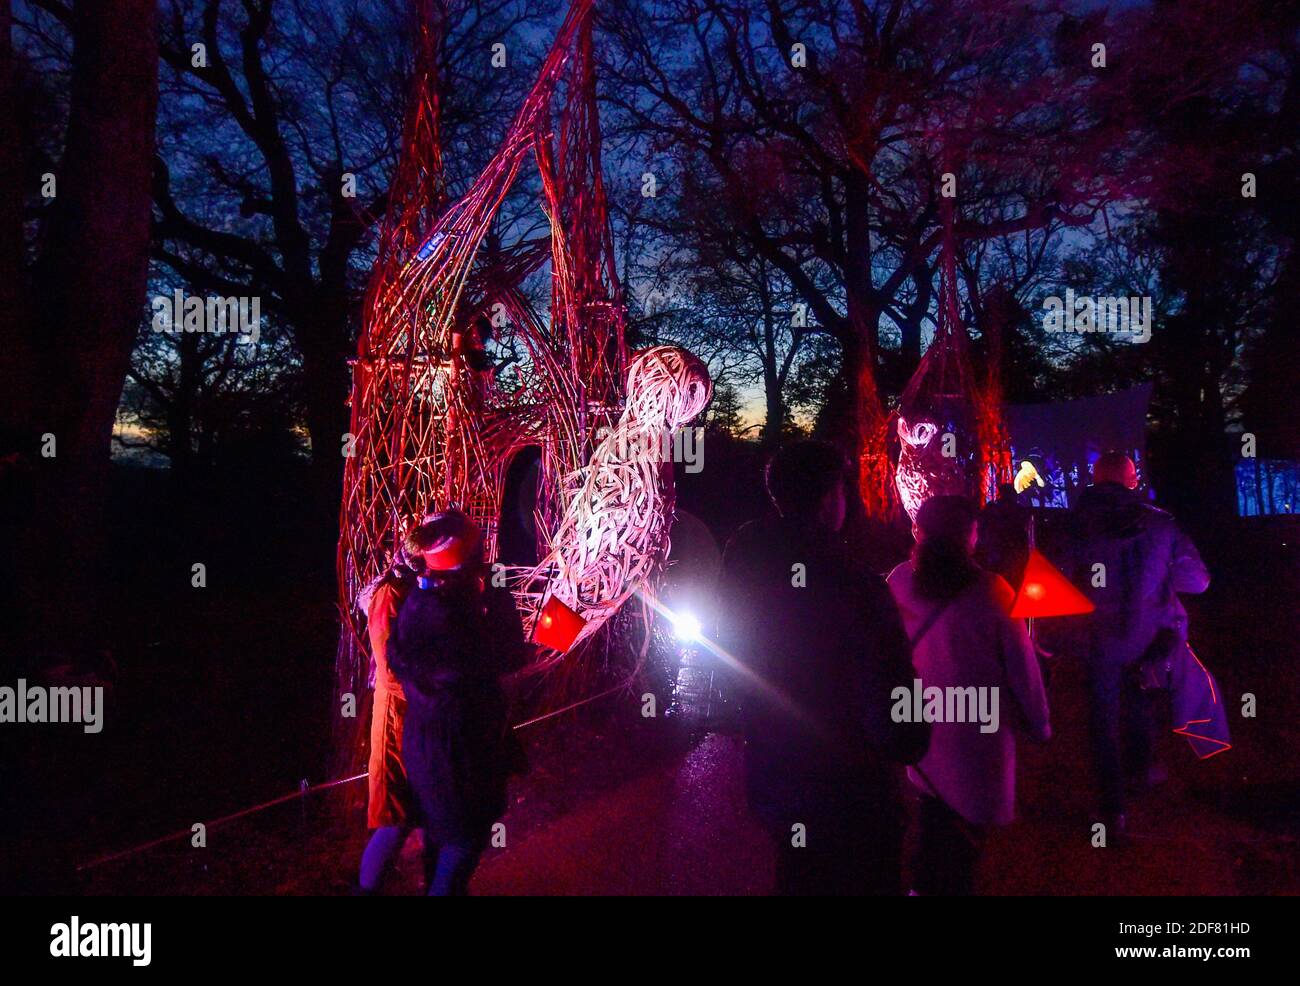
[
  {"x1": 533, "y1": 594, "x2": 587, "y2": 653},
  {"x1": 892, "y1": 183, "x2": 1011, "y2": 521}
]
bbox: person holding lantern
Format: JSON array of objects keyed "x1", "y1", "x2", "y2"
[{"x1": 1063, "y1": 452, "x2": 1210, "y2": 838}]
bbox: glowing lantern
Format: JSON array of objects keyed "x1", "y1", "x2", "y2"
[
  {"x1": 533, "y1": 594, "x2": 587, "y2": 653},
  {"x1": 1009, "y1": 549, "x2": 1095, "y2": 619}
]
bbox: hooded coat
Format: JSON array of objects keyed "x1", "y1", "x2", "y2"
[
  {"x1": 387, "y1": 572, "x2": 526, "y2": 847},
  {"x1": 718, "y1": 517, "x2": 931, "y2": 823},
  {"x1": 1062, "y1": 483, "x2": 1210, "y2": 667},
  {"x1": 887, "y1": 565, "x2": 1050, "y2": 826},
  {"x1": 365, "y1": 571, "x2": 416, "y2": 828}
]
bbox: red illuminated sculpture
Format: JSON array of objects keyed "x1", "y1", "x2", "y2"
[
  {"x1": 891, "y1": 198, "x2": 1012, "y2": 520},
  {"x1": 335, "y1": 0, "x2": 711, "y2": 727}
]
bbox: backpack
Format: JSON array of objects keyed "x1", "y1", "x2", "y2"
[{"x1": 387, "y1": 573, "x2": 492, "y2": 695}]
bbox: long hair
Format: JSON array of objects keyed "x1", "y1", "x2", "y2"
[{"x1": 912, "y1": 495, "x2": 981, "y2": 602}]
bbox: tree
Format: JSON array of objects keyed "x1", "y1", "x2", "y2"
[
  {"x1": 705, "y1": 378, "x2": 745, "y2": 436},
  {"x1": 147, "y1": 0, "x2": 553, "y2": 512},
  {"x1": 118, "y1": 299, "x2": 306, "y2": 484},
  {"x1": 2, "y1": 0, "x2": 159, "y2": 658},
  {"x1": 600, "y1": 0, "x2": 1131, "y2": 498},
  {"x1": 1037, "y1": 0, "x2": 1300, "y2": 524},
  {"x1": 622, "y1": 215, "x2": 819, "y2": 445}
]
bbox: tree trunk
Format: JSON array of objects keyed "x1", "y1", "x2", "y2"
[
  {"x1": 899, "y1": 267, "x2": 931, "y2": 372},
  {"x1": 0, "y1": 0, "x2": 34, "y2": 447},
  {"x1": 25, "y1": 0, "x2": 159, "y2": 657},
  {"x1": 167, "y1": 331, "x2": 199, "y2": 495},
  {"x1": 759, "y1": 297, "x2": 783, "y2": 446},
  {"x1": 296, "y1": 300, "x2": 353, "y2": 530},
  {"x1": 762, "y1": 376, "x2": 783, "y2": 446},
  {"x1": 840, "y1": 170, "x2": 890, "y2": 510}
]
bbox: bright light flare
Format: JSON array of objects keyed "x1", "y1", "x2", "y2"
[
  {"x1": 635, "y1": 587, "x2": 819, "y2": 736},
  {"x1": 672, "y1": 611, "x2": 703, "y2": 643}
]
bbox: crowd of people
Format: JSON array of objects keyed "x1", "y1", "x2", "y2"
[{"x1": 353, "y1": 440, "x2": 1209, "y2": 896}]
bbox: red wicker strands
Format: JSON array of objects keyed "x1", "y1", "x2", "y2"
[
  {"x1": 337, "y1": 1, "x2": 599, "y2": 702},
  {"x1": 973, "y1": 350, "x2": 1013, "y2": 503},
  {"x1": 856, "y1": 357, "x2": 895, "y2": 519},
  {"x1": 335, "y1": 0, "x2": 711, "y2": 740},
  {"x1": 894, "y1": 193, "x2": 1010, "y2": 518}
]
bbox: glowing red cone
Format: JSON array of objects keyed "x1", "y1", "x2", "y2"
[
  {"x1": 1009, "y1": 548, "x2": 1096, "y2": 619},
  {"x1": 534, "y1": 594, "x2": 586, "y2": 652}
]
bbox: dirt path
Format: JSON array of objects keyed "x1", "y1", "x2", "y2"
[{"x1": 81, "y1": 651, "x2": 1297, "y2": 895}]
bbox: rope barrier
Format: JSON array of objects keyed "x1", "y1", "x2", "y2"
[
  {"x1": 74, "y1": 773, "x2": 367, "y2": 873},
  {"x1": 75, "y1": 677, "x2": 636, "y2": 873},
  {"x1": 509, "y1": 678, "x2": 633, "y2": 730}
]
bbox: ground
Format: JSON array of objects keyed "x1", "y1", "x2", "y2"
[
  {"x1": 12, "y1": 470, "x2": 1297, "y2": 896},
  {"x1": 77, "y1": 649, "x2": 1297, "y2": 896}
]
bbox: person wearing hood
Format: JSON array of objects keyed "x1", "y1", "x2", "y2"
[
  {"x1": 717, "y1": 441, "x2": 930, "y2": 895},
  {"x1": 888, "y1": 495, "x2": 1050, "y2": 895},
  {"x1": 354, "y1": 509, "x2": 456, "y2": 893},
  {"x1": 1064, "y1": 452, "x2": 1210, "y2": 836},
  {"x1": 975, "y1": 482, "x2": 1031, "y2": 583},
  {"x1": 386, "y1": 510, "x2": 527, "y2": 895}
]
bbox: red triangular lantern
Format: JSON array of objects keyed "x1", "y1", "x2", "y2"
[
  {"x1": 533, "y1": 594, "x2": 587, "y2": 653},
  {"x1": 1009, "y1": 548, "x2": 1096, "y2": 619}
]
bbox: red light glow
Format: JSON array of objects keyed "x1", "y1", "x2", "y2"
[
  {"x1": 1009, "y1": 549, "x2": 1095, "y2": 619},
  {"x1": 533, "y1": 595, "x2": 586, "y2": 653}
]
